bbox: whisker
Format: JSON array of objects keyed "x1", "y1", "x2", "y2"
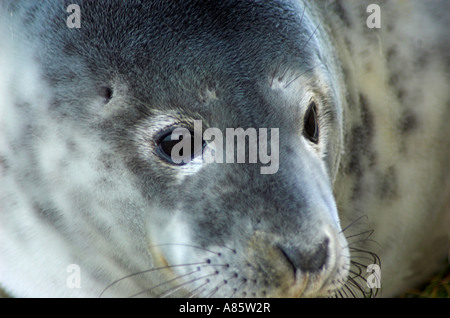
[
  {"x1": 158, "y1": 271, "x2": 219, "y2": 298},
  {"x1": 205, "y1": 272, "x2": 236, "y2": 298},
  {"x1": 229, "y1": 278, "x2": 247, "y2": 298},
  {"x1": 344, "y1": 229, "x2": 375, "y2": 241},
  {"x1": 340, "y1": 215, "x2": 369, "y2": 234},
  {"x1": 299, "y1": 3, "x2": 306, "y2": 32},
  {"x1": 342, "y1": 279, "x2": 359, "y2": 298},
  {"x1": 101, "y1": 242, "x2": 237, "y2": 298},
  {"x1": 273, "y1": 3, "x2": 306, "y2": 85},
  {"x1": 348, "y1": 263, "x2": 363, "y2": 277},
  {"x1": 350, "y1": 248, "x2": 381, "y2": 265},
  {"x1": 284, "y1": 62, "x2": 323, "y2": 88},
  {"x1": 229, "y1": 287, "x2": 239, "y2": 298},
  {"x1": 345, "y1": 275, "x2": 368, "y2": 297},
  {"x1": 347, "y1": 237, "x2": 382, "y2": 255},
  {"x1": 128, "y1": 268, "x2": 200, "y2": 298},
  {"x1": 338, "y1": 215, "x2": 381, "y2": 298},
  {"x1": 186, "y1": 280, "x2": 210, "y2": 298},
  {"x1": 339, "y1": 285, "x2": 352, "y2": 298},
  {"x1": 98, "y1": 261, "x2": 207, "y2": 298},
  {"x1": 206, "y1": 286, "x2": 220, "y2": 298},
  {"x1": 301, "y1": 21, "x2": 321, "y2": 50},
  {"x1": 350, "y1": 253, "x2": 379, "y2": 265}
]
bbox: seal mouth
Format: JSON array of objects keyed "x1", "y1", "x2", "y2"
[
  {"x1": 138, "y1": 206, "x2": 352, "y2": 298},
  {"x1": 97, "y1": 230, "x2": 351, "y2": 298},
  {"x1": 285, "y1": 273, "x2": 310, "y2": 298},
  {"x1": 281, "y1": 263, "x2": 347, "y2": 298}
]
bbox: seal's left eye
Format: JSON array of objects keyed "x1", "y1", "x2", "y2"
[{"x1": 303, "y1": 101, "x2": 319, "y2": 144}]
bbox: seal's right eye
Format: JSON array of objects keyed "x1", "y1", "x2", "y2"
[
  {"x1": 155, "y1": 129, "x2": 205, "y2": 165},
  {"x1": 157, "y1": 131, "x2": 182, "y2": 163}
]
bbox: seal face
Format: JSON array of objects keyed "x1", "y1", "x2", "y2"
[{"x1": 0, "y1": 0, "x2": 448, "y2": 298}]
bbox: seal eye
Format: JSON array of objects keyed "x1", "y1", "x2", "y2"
[
  {"x1": 156, "y1": 129, "x2": 205, "y2": 165},
  {"x1": 303, "y1": 101, "x2": 319, "y2": 144}
]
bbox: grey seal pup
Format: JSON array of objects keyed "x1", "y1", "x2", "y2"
[{"x1": 0, "y1": 0, "x2": 448, "y2": 297}]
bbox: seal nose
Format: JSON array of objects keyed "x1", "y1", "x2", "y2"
[{"x1": 278, "y1": 237, "x2": 329, "y2": 274}]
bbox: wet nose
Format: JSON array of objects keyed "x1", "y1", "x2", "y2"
[{"x1": 278, "y1": 237, "x2": 329, "y2": 274}]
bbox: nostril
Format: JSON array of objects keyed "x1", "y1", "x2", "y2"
[{"x1": 279, "y1": 237, "x2": 329, "y2": 274}]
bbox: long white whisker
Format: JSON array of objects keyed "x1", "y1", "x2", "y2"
[
  {"x1": 128, "y1": 268, "x2": 201, "y2": 298},
  {"x1": 158, "y1": 271, "x2": 219, "y2": 298},
  {"x1": 98, "y1": 261, "x2": 207, "y2": 298}
]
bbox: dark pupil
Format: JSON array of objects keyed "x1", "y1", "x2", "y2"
[
  {"x1": 160, "y1": 134, "x2": 184, "y2": 157},
  {"x1": 304, "y1": 101, "x2": 319, "y2": 143},
  {"x1": 159, "y1": 131, "x2": 203, "y2": 164}
]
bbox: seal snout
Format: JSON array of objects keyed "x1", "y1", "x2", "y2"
[
  {"x1": 244, "y1": 227, "x2": 348, "y2": 297},
  {"x1": 278, "y1": 236, "x2": 330, "y2": 275}
]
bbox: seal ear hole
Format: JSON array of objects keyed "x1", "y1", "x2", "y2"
[
  {"x1": 303, "y1": 100, "x2": 319, "y2": 144},
  {"x1": 99, "y1": 86, "x2": 113, "y2": 104}
]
